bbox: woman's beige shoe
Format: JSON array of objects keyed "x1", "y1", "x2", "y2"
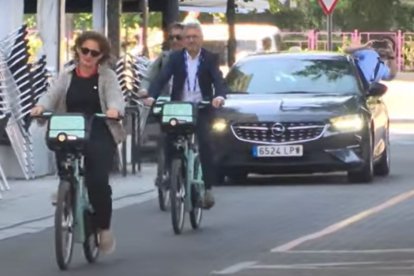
[{"x1": 99, "y1": 230, "x2": 116, "y2": 255}]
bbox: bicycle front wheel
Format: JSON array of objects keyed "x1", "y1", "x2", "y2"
[
  {"x1": 189, "y1": 154, "x2": 203, "y2": 229},
  {"x1": 55, "y1": 180, "x2": 74, "y2": 270},
  {"x1": 170, "y1": 158, "x2": 185, "y2": 234}
]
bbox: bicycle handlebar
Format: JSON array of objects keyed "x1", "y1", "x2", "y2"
[{"x1": 31, "y1": 112, "x2": 124, "y2": 121}]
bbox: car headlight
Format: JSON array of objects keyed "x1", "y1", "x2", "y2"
[
  {"x1": 330, "y1": 114, "x2": 364, "y2": 132},
  {"x1": 212, "y1": 119, "x2": 227, "y2": 132}
]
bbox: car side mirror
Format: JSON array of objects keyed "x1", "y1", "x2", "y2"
[{"x1": 368, "y1": 82, "x2": 388, "y2": 97}]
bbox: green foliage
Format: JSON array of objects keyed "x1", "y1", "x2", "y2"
[
  {"x1": 240, "y1": 0, "x2": 414, "y2": 32},
  {"x1": 24, "y1": 15, "x2": 36, "y2": 28},
  {"x1": 121, "y1": 13, "x2": 141, "y2": 29},
  {"x1": 148, "y1": 12, "x2": 162, "y2": 28},
  {"x1": 268, "y1": 0, "x2": 282, "y2": 13},
  {"x1": 403, "y1": 35, "x2": 414, "y2": 71},
  {"x1": 73, "y1": 13, "x2": 92, "y2": 30}
]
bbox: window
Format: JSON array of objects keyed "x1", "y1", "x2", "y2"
[{"x1": 226, "y1": 57, "x2": 361, "y2": 95}]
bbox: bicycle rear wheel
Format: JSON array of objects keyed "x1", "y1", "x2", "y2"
[
  {"x1": 170, "y1": 158, "x2": 185, "y2": 234},
  {"x1": 189, "y1": 155, "x2": 203, "y2": 229},
  {"x1": 83, "y1": 210, "x2": 100, "y2": 263},
  {"x1": 55, "y1": 180, "x2": 74, "y2": 270}
]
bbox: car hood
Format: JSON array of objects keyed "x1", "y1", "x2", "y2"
[{"x1": 217, "y1": 93, "x2": 361, "y2": 122}]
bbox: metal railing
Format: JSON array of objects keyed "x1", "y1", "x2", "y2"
[{"x1": 282, "y1": 29, "x2": 412, "y2": 72}]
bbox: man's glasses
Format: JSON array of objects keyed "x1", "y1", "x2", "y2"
[
  {"x1": 80, "y1": 47, "x2": 101, "y2": 57},
  {"x1": 185, "y1": 35, "x2": 199, "y2": 41},
  {"x1": 168, "y1": 35, "x2": 182, "y2": 41}
]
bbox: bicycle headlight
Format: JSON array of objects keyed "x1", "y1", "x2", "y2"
[
  {"x1": 170, "y1": 119, "x2": 178, "y2": 126},
  {"x1": 329, "y1": 114, "x2": 364, "y2": 132},
  {"x1": 212, "y1": 119, "x2": 227, "y2": 132},
  {"x1": 57, "y1": 133, "x2": 67, "y2": 142}
]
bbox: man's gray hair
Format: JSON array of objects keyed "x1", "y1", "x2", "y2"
[{"x1": 183, "y1": 22, "x2": 203, "y2": 35}]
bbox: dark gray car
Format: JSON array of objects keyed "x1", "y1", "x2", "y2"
[{"x1": 210, "y1": 52, "x2": 390, "y2": 183}]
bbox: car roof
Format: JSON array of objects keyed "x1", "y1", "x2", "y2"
[{"x1": 239, "y1": 51, "x2": 351, "y2": 62}]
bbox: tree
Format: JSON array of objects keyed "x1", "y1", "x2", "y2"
[{"x1": 73, "y1": 13, "x2": 92, "y2": 30}]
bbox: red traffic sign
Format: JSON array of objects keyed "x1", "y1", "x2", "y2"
[{"x1": 318, "y1": 0, "x2": 339, "y2": 15}]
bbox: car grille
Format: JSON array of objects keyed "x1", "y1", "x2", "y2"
[{"x1": 231, "y1": 122, "x2": 326, "y2": 144}]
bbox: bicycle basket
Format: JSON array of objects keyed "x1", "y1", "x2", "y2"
[
  {"x1": 46, "y1": 114, "x2": 87, "y2": 151},
  {"x1": 161, "y1": 102, "x2": 197, "y2": 133}
]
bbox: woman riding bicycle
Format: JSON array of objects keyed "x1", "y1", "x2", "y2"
[{"x1": 31, "y1": 31, "x2": 125, "y2": 255}]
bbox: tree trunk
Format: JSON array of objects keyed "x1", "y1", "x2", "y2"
[
  {"x1": 140, "y1": 0, "x2": 149, "y2": 57},
  {"x1": 107, "y1": 0, "x2": 121, "y2": 60},
  {"x1": 162, "y1": 0, "x2": 179, "y2": 51},
  {"x1": 226, "y1": 0, "x2": 236, "y2": 67}
]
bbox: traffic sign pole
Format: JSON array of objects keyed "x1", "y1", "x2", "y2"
[
  {"x1": 327, "y1": 13, "x2": 333, "y2": 51},
  {"x1": 318, "y1": 0, "x2": 339, "y2": 51}
]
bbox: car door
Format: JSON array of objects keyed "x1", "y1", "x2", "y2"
[
  {"x1": 366, "y1": 94, "x2": 388, "y2": 158},
  {"x1": 352, "y1": 59, "x2": 388, "y2": 159}
]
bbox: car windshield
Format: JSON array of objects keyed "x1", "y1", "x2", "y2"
[{"x1": 225, "y1": 56, "x2": 361, "y2": 95}]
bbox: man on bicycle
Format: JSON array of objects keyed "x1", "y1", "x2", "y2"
[
  {"x1": 139, "y1": 22, "x2": 184, "y2": 96},
  {"x1": 139, "y1": 22, "x2": 184, "y2": 191},
  {"x1": 143, "y1": 22, "x2": 227, "y2": 209}
]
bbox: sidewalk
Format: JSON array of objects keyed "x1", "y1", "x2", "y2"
[
  {"x1": 383, "y1": 72, "x2": 414, "y2": 122},
  {"x1": 0, "y1": 163, "x2": 157, "y2": 241}
]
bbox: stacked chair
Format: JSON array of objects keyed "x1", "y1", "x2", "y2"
[
  {"x1": 115, "y1": 53, "x2": 151, "y2": 176},
  {"x1": 0, "y1": 25, "x2": 50, "y2": 198}
]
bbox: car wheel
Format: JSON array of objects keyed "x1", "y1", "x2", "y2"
[
  {"x1": 348, "y1": 133, "x2": 374, "y2": 183},
  {"x1": 374, "y1": 129, "x2": 390, "y2": 176},
  {"x1": 227, "y1": 172, "x2": 248, "y2": 184}
]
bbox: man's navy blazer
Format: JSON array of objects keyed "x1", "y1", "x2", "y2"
[{"x1": 148, "y1": 48, "x2": 227, "y2": 101}]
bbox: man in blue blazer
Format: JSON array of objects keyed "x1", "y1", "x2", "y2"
[{"x1": 145, "y1": 22, "x2": 227, "y2": 209}]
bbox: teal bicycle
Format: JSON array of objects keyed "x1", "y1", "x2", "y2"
[
  {"x1": 152, "y1": 96, "x2": 171, "y2": 211},
  {"x1": 33, "y1": 112, "x2": 119, "y2": 270},
  {"x1": 159, "y1": 101, "x2": 208, "y2": 234}
]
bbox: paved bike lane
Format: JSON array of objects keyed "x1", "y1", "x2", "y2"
[{"x1": 0, "y1": 164, "x2": 157, "y2": 240}]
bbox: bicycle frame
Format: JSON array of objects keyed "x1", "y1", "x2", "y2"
[
  {"x1": 172, "y1": 133, "x2": 204, "y2": 212},
  {"x1": 59, "y1": 153, "x2": 91, "y2": 244}
]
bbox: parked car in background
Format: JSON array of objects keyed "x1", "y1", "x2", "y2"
[{"x1": 210, "y1": 52, "x2": 390, "y2": 183}]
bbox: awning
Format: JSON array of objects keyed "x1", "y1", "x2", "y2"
[{"x1": 179, "y1": 0, "x2": 270, "y2": 13}]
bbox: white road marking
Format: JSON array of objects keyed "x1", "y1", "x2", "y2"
[
  {"x1": 284, "y1": 249, "x2": 414, "y2": 254},
  {"x1": 271, "y1": 189, "x2": 414, "y2": 252},
  {"x1": 212, "y1": 260, "x2": 414, "y2": 274},
  {"x1": 211, "y1": 262, "x2": 257, "y2": 275},
  {"x1": 250, "y1": 259, "x2": 414, "y2": 270}
]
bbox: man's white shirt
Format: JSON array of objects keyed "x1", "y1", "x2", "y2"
[{"x1": 182, "y1": 50, "x2": 203, "y2": 103}]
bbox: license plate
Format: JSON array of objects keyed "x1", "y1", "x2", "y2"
[{"x1": 253, "y1": 145, "x2": 303, "y2": 157}]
